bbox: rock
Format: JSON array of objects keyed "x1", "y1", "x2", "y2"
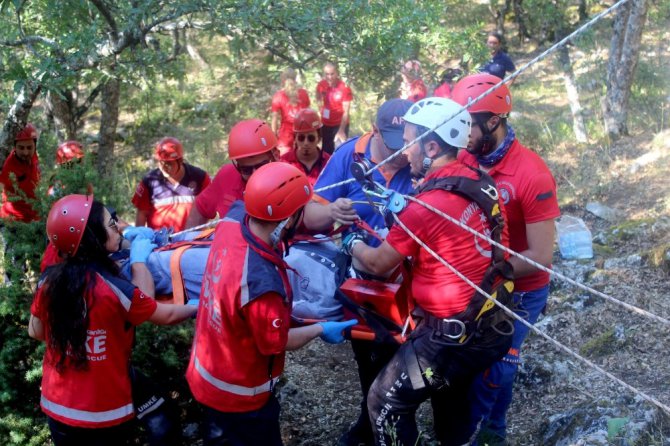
[
  {"x1": 651, "y1": 216, "x2": 670, "y2": 234},
  {"x1": 586, "y1": 202, "x2": 623, "y2": 222}
]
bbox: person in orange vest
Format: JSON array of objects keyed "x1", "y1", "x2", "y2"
[
  {"x1": 0, "y1": 123, "x2": 41, "y2": 222},
  {"x1": 186, "y1": 162, "x2": 355, "y2": 446},
  {"x1": 29, "y1": 194, "x2": 197, "y2": 446},
  {"x1": 132, "y1": 137, "x2": 211, "y2": 232}
]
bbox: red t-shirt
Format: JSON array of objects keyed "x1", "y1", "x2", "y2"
[
  {"x1": 400, "y1": 79, "x2": 427, "y2": 103},
  {"x1": 459, "y1": 139, "x2": 560, "y2": 291},
  {"x1": 433, "y1": 82, "x2": 452, "y2": 98},
  {"x1": 132, "y1": 164, "x2": 211, "y2": 231},
  {"x1": 386, "y1": 161, "x2": 509, "y2": 318},
  {"x1": 271, "y1": 89, "x2": 310, "y2": 152},
  {"x1": 194, "y1": 164, "x2": 246, "y2": 220},
  {"x1": 280, "y1": 150, "x2": 330, "y2": 187},
  {"x1": 0, "y1": 151, "x2": 40, "y2": 222},
  {"x1": 32, "y1": 271, "x2": 157, "y2": 428},
  {"x1": 316, "y1": 79, "x2": 353, "y2": 127}
]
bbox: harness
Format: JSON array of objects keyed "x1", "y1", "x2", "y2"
[{"x1": 413, "y1": 165, "x2": 515, "y2": 343}]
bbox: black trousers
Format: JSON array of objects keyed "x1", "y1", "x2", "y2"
[
  {"x1": 321, "y1": 123, "x2": 349, "y2": 155},
  {"x1": 367, "y1": 323, "x2": 512, "y2": 446}
]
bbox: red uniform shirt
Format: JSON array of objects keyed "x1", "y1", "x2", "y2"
[
  {"x1": 316, "y1": 79, "x2": 353, "y2": 127},
  {"x1": 31, "y1": 269, "x2": 157, "y2": 428},
  {"x1": 400, "y1": 79, "x2": 427, "y2": 103},
  {"x1": 459, "y1": 139, "x2": 560, "y2": 291},
  {"x1": 186, "y1": 216, "x2": 291, "y2": 413},
  {"x1": 279, "y1": 149, "x2": 330, "y2": 187},
  {"x1": 271, "y1": 89, "x2": 310, "y2": 152},
  {"x1": 0, "y1": 151, "x2": 40, "y2": 222},
  {"x1": 386, "y1": 161, "x2": 509, "y2": 318},
  {"x1": 433, "y1": 82, "x2": 452, "y2": 98},
  {"x1": 132, "y1": 164, "x2": 211, "y2": 231},
  {"x1": 194, "y1": 164, "x2": 246, "y2": 220}
]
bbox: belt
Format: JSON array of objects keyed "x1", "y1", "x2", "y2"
[{"x1": 416, "y1": 306, "x2": 512, "y2": 342}]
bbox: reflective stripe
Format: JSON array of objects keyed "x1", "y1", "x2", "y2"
[
  {"x1": 41, "y1": 395, "x2": 134, "y2": 423},
  {"x1": 99, "y1": 275, "x2": 132, "y2": 311},
  {"x1": 239, "y1": 248, "x2": 251, "y2": 306},
  {"x1": 153, "y1": 196, "x2": 195, "y2": 207},
  {"x1": 194, "y1": 354, "x2": 278, "y2": 397}
]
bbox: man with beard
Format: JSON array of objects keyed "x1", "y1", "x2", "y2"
[{"x1": 1, "y1": 123, "x2": 41, "y2": 222}]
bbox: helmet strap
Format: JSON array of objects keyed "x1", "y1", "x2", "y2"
[
  {"x1": 417, "y1": 139, "x2": 433, "y2": 179},
  {"x1": 270, "y1": 218, "x2": 290, "y2": 250}
]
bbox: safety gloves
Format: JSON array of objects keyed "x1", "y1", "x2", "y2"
[
  {"x1": 129, "y1": 238, "x2": 156, "y2": 265},
  {"x1": 122, "y1": 226, "x2": 155, "y2": 242},
  {"x1": 341, "y1": 232, "x2": 366, "y2": 256},
  {"x1": 317, "y1": 319, "x2": 357, "y2": 343}
]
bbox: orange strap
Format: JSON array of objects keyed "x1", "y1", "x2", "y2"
[{"x1": 169, "y1": 245, "x2": 191, "y2": 305}]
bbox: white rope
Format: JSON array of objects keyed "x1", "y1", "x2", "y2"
[
  {"x1": 392, "y1": 212, "x2": 670, "y2": 416},
  {"x1": 169, "y1": 218, "x2": 221, "y2": 239},
  {"x1": 314, "y1": 0, "x2": 631, "y2": 195},
  {"x1": 404, "y1": 194, "x2": 670, "y2": 328}
]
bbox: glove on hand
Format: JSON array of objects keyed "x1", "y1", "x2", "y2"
[
  {"x1": 318, "y1": 319, "x2": 357, "y2": 344},
  {"x1": 129, "y1": 238, "x2": 157, "y2": 265},
  {"x1": 123, "y1": 226, "x2": 155, "y2": 242},
  {"x1": 342, "y1": 232, "x2": 366, "y2": 256}
]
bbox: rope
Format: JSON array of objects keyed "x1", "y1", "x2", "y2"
[
  {"x1": 404, "y1": 194, "x2": 670, "y2": 328},
  {"x1": 392, "y1": 213, "x2": 670, "y2": 416},
  {"x1": 169, "y1": 218, "x2": 221, "y2": 239},
  {"x1": 314, "y1": 0, "x2": 631, "y2": 195}
]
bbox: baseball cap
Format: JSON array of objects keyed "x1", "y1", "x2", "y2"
[{"x1": 375, "y1": 99, "x2": 413, "y2": 150}]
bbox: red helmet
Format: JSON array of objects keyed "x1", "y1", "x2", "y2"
[
  {"x1": 244, "y1": 163, "x2": 312, "y2": 221},
  {"x1": 154, "y1": 137, "x2": 184, "y2": 161},
  {"x1": 451, "y1": 73, "x2": 512, "y2": 116},
  {"x1": 56, "y1": 141, "x2": 85, "y2": 165},
  {"x1": 293, "y1": 108, "x2": 323, "y2": 133},
  {"x1": 15, "y1": 123, "x2": 38, "y2": 142},
  {"x1": 46, "y1": 194, "x2": 94, "y2": 256},
  {"x1": 228, "y1": 119, "x2": 277, "y2": 160}
]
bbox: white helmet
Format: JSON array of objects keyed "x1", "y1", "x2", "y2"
[{"x1": 403, "y1": 97, "x2": 471, "y2": 149}]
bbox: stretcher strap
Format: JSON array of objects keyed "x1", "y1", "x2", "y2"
[{"x1": 169, "y1": 245, "x2": 191, "y2": 305}]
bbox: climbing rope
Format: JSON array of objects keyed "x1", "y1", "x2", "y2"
[
  {"x1": 314, "y1": 0, "x2": 631, "y2": 195},
  {"x1": 392, "y1": 212, "x2": 670, "y2": 416},
  {"x1": 403, "y1": 193, "x2": 670, "y2": 327}
]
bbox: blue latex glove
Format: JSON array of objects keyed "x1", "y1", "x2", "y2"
[
  {"x1": 123, "y1": 226, "x2": 155, "y2": 242},
  {"x1": 342, "y1": 232, "x2": 366, "y2": 256},
  {"x1": 129, "y1": 238, "x2": 157, "y2": 265},
  {"x1": 318, "y1": 319, "x2": 358, "y2": 344}
]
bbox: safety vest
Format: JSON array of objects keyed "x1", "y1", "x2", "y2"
[{"x1": 186, "y1": 215, "x2": 291, "y2": 413}]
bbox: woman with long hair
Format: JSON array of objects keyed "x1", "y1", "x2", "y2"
[
  {"x1": 29, "y1": 194, "x2": 196, "y2": 446},
  {"x1": 271, "y1": 67, "x2": 311, "y2": 155}
]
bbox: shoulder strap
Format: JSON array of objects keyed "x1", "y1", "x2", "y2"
[{"x1": 415, "y1": 165, "x2": 505, "y2": 264}]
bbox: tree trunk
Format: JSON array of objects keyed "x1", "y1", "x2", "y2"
[
  {"x1": 45, "y1": 90, "x2": 78, "y2": 141},
  {"x1": 185, "y1": 30, "x2": 209, "y2": 69},
  {"x1": 97, "y1": 77, "x2": 120, "y2": 178},
  {"x1": 512, "y1": 0, "x2": 530, "y2": 42},
  {"x1": 0, "y1": 82, "x2": 41, "y2": 165},
  {"x1": 557, "y1": 44, "x2": 587, "y2": 143},
  {"x1": 602, "y1": 0, "x2": 648, "y2": 140},
  {"x1": 489, "y1": 0, "x2": 512, "y2": 36}
]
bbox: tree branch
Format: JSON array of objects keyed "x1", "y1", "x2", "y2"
[{"x1": 89, "y1": 0, "x2": 119, "y2": 39}]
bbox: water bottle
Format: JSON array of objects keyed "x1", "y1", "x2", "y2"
[{"x1": 556, "y1": 215, "x2": 593, "y2": 260}]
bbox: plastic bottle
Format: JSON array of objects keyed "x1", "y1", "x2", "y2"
[{"x1": 555, "y1": 215, "x2": 593, "y2": 259}]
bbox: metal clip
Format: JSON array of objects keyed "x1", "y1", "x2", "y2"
[
  {"x1": 480, "y1": 184, "x2": 499, "y2": 201},
  {"x1": 441, "y1": 319, "x2": 466, "y2": 339}
]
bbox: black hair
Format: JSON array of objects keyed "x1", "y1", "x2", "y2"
[
  {"x1": 414, "y1": 124, "x2": 459, "y2": 159},
  {"x1": 43, "y1": 200, "x2": 119, "y2": 372},
  {"x1": 488, "y1": 32, "x2": 507, "y2": 51}
]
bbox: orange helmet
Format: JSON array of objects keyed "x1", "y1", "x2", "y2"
[
  {"x1": 56, "y1": 141, "x2": 85, "y2": 165},
  {"x1": 228, "y1": 119, "x2": 277, "y2": 160},
  {"x1": 46, "y1": 194, "x2": 94, "y2": 256},
  {"x1": 15, "y1": 123, "x2": 38, "y2": 142},
  {"x1": 244, "y1": 163, "x2": 312, "y2": 221},
  {"x1": 154, "y1": 137, "x2": 184, "y2": 161},
  {"x1": 293, "y1": 108, "x2": 323, "y2": 133},
  {"x1": 451, "y1": 73, "x2": 512, "y2": 116}
]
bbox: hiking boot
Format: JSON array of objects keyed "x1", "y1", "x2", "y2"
[{"x1": 337, "y1": 422, "x2": 375, "y2": 446}]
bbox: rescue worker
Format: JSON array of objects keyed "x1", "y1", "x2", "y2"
[
  {"x1": 29, "y1": 194, "x2": 197, "y2": 446},
  {"x1": 184, "y1": 119, "x2": 279, "y2": 228},
  {"x1": 344, "y1": 97, "x2": 514, "y2": 446},
  {"x1": 132, "y1": 137, "x2": 211, "y2": 232},
  {"x1": 451, "y1": 73, "x2": 560, "y2": 445},
  {"x1": 280, "y1": 108, "x2": 330, "y2": 187},
  {"x1": 303, "y1": 98, "x2": 415, "y2": 446},
  {"x1": 186, "y1": 162, "x2": 356, "y2": 446},
  {"x1": 0, "y1": 123, "x2": 41, "y2": 222},
  {"x1": 48, "y1": 140, "x2": 86, "y2": 198},
  {"x1": 316, "y1": 61, "x2": 353, "y2": 154},
  {"x1": 271, "y1": 67, "x2": 311, "y2": 155},
  {"x1": 399, "y1": 60, "x2": 427, "y2": 103}
]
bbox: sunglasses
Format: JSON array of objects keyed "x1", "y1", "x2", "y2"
[
  {"x1": 297, "y1": 134, "x2": 318, "y2": 143},
  {"x1": 234, "y1": 159, "x2": 271, "y2": 176}
]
